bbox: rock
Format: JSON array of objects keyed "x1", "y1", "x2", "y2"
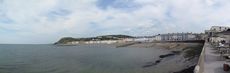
[
  {"x1": 142, "y1": 59, "x2": 162, "y2": 68},
  {"x1": 159, "y1": 53, "x2": 175, "y2": 58}
]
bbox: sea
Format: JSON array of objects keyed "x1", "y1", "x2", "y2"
[{"x1": 0, "y1": 44, "x2": 171, "y2": 73}]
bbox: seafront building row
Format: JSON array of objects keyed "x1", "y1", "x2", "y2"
[
  {"x1": 66, "y1": 40, "x2": 130, "y2": 44},
  {"x1": 155, "y1": 33, "x2": 204, "y2": 41},
  {"x1": 66, "y1": 26, "x2": 229, "y2": 45},
  {"x1": 66, "y1": 32, "x2": 204, "y2": 45}
]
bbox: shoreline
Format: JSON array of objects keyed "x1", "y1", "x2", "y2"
[
  {"x1": 127, "y1": 42, "x2": 204, "y2": 73},
  {"x1": 55, "y1": 42, "x2": 204, "y2": 73}
]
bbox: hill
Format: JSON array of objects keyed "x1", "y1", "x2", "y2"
[{"x1": 54, "y1": 35, "x2": 134, "y2": 44}]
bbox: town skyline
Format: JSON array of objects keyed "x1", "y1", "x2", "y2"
[{"x1": 0, "y1": 0, "x2": 230, "y2": 44}]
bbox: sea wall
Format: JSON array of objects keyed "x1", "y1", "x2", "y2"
[{"x1": 194, "y1": 42, "x2": 207, "y2": 73}]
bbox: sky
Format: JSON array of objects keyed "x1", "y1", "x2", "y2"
[{"x1": 0, "y1": 0, "x2": 230, "y2": 44}]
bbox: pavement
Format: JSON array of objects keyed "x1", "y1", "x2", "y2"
[{"x1": 204, "y1": 43, "x2": 230, "y2": 73}]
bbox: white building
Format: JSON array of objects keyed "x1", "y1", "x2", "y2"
[
  {"x1": 122, "y1": 38, "x2": 134, "y2": 42},
  {"x1": 100, "y1": 40, "x2": 118, "y2": 44},
  {"x1": 155, "y1": 35, "x2": 162, "y2": 41},
  {"x1": 210, "y1": 26, "x2": 229, "y2": 32},
  {"x1": 66, "y1": 41, "x2": 80, "y2": 45},
  {"x1": 133, "y1": 37, "x2": 155, "y2": 42},
  {"x1": 154, "y1": 33, "x2": 200, "y2": 41},
  {"x1": 133, "y1": 38, "x2": 146, "y2": 42},
  {"x1": 83, "y1": 40, "x2": 119, "y2": 44}
]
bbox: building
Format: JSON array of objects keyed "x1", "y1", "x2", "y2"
[
  {"x1": 122, "y1": 38, "x2": 134, "y2": 42},
  {"x1": 155, "y1": 34, "x2": 161, "y2": 41},
  {"x1": 210, "y1": 26, "x2": 229, "y2": 32},
  {"x1": 133, "y1": 36, "x2": 155, "y2": 42},
  {"x1": 154, "y1": 33, "x2": 201, "y2": 41},
  {"x1": 213, "y1": 29, "x2": 230, "y2": 43},
  {"x1": 206, "y1": 26, "x2": 229, "y2": 37},
  {"x1": 205, "y1": 26, "x2": 230, "y2": 43},
  {"x1": 67, "y1": 41, "x2": 79, "y2": 44},
  {"x1": 84, "y1": 40, "x2": 119, "y2": 44}
]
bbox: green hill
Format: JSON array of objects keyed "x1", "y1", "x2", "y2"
[{"x1": 54, "y1": 35, "x2": 134, "y2": 44}]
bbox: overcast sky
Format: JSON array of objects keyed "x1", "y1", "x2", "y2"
[{"x1": 0, "y1": 0, "x2": 230, "y2": 44}]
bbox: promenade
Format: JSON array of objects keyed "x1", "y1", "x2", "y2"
[
  {"x1": 204, "y1": 43, "x2": 229, "y2": 73},
  {"x1": 196, "y1": 42, "x2": 230, "y2": 73}
]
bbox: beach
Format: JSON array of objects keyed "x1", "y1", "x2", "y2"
[{"x1": 119, "y1": 42, "x2": 204, "y2": 73}]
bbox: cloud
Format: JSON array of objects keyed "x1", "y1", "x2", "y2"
[
  {"x1": 97, "y1": 0, "x2": 142, "y2": 11},
  {"x1": 0, "y1": 0, "x2": 230, "y2": 44}
]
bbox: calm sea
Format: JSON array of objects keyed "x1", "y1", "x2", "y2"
[{"x1": 0, "y1": 44, "x2": 169, "y2": 73}]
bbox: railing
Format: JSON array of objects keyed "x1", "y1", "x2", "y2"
[{"x1": 194, "y1": 42, "x2": 206, "y2": 73}]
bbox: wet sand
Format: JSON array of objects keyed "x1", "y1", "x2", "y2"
[{"x1": 120, "y1": 42, "x2": 204, "y2": 73}]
